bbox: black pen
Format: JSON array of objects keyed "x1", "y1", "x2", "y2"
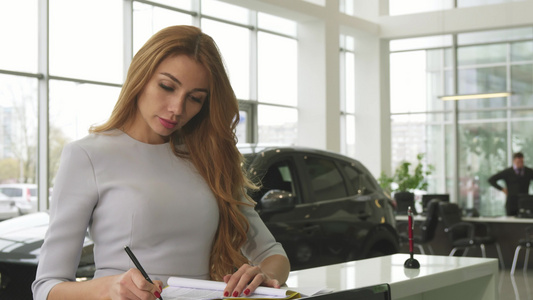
[{"x1": 124, "y1": 246, "x2": 163, "y2": 300}]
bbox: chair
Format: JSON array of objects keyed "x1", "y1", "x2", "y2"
[
  {"x1": 438, "y1": 202, "x2": 505, "y2": 269},
  {"x1": 517, "y1": 195, "x2": 533, "y2": 218},
  {"x1": 398, "y1": 198, "x2": 441, "y2": 254},
  {"x1": 421, "y1": 194, "x2": 449, "y2": 215},
  {"x1": 395, "y1": 192, "x2": 417, "y2": 215},
  {"x1": 510, "y1": 225, "x2": 533, "y2": 275}
]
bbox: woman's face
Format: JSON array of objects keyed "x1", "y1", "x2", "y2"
[{"x1": 128, "y1": 54, "x2": 209, "y2": 144}]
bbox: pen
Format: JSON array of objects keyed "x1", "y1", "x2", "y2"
[
  {"x1": 124, "y1": 246, "x2": 163, "y2": 300},
  {"x1": 407, "y1": 206, "x2": 414, "y2": 256}
]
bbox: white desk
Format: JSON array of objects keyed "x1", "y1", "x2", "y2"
[
  {"x1": 287, "y1": 254, "x2": 498, "y2": 300},
  {"x1": 396, "y1": 214, "x2": 533, "y2": 224},
  {"x1": 463, "y1": 216, "x2": 533, "y2": 224}
]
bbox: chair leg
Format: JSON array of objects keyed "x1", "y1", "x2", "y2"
[
  {"x1": 511, "y1": 245, "x2": 522, "y2": 276},
  {"x1": 427, "y1": 245, "x2": 435, "y2": 255},
  {"x1": 416, "y1": 244, "x2": 425, "y2": 255},
  {"x1": 480, "y1": 244, "x2": 486, "y2": 258},
  {"x1": 450, "y1": 247, "x2": 459, "y2": 256},
  {"x1": 524, "y1": 247, "x2": 530, "y2": 273},
  {"x1": 495, "y1": 243, "x2": 505, "y2": 269}
]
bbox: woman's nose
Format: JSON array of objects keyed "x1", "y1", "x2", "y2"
[{"x1": 168, "y1": 94, "x2": 186, "y2": 115}]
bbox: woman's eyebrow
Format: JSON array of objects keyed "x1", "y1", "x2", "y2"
[
  {"x1": 160, "y1": 72, "x2": 209, "y2": 93},
  {"x1": 161, "y1": 72, "x2": 181, "y2": 85}
]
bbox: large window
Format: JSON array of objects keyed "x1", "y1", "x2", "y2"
[
  {"x1": 0, "y1": 0, "x2": 298, "y2": 213},
  {"x1": 390, "y1": 27, "x2": 533, "y2": 216}
]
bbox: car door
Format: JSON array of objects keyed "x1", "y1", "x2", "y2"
[
  {"x1": 251, "y1": 153, "x2": 327, "y2": 269},
  {"x1": 292, "y1": 153, "x2": 355, "y2": 267}
]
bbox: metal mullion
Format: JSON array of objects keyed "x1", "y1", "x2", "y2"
[
  {"x1": 0, "y1": 70, "x2": 44, "y2": 79},
  {"x1": 507, "y1": 42, "x2": 512, "y2": 165},
  {"x1": 201, "y1": 14, "x2": 254, "y2": 30},
  {"x1": 457, "y1": 118, "x2": 509, "y2": 125},
  {"x1": 458, "y1": 38, "x2": 533, "y2": 48},
  {"x1": 124, "y1": 0, "x2": 133, "y2": 80},
  {"x1": 249, "y1": 11, "x2": 258, "y2": 144},
  {"x1": 37, "y1": 0, "x2": 49, "y2": 211},
  {"x1": 440, "y1": 46, "x2": 447, "y2": 192},
  {"x1": 257, "y1": 28, "x2": 296, "y2": 40},
  {"x1": 48, "y1": 75, "x2": 123, "y2": 88},
  {"x1": 133, "y1": 0, "x2": 197, "y2": 16},
  {"x1": 452, "y1": 34, "x2": 459, "y2": 205}
]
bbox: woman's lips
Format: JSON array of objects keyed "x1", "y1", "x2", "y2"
[{"x1": 159, "y1": 117, "x2": 177, "y2": 129}]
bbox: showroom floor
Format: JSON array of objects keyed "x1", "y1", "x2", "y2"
[{"x1": 498, "y1": 268, "x2": 533, "y2": 300}]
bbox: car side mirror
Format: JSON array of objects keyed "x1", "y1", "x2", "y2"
[{"x1": 260, "y1": 190, "x2": 296, "y2": 213}]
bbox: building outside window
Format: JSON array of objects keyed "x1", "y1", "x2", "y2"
[{"x1": 389, "y1": 27, "x2": 533, "y2": 216}]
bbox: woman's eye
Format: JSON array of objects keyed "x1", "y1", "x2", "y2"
[
  {"x1": 159, "y1": 83, "x2": 174, "y2": 92},
  {"x1": 189, "y1": 95, "x2": 204, "y2": 104}
]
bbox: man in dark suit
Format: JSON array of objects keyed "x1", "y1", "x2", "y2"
[{"x1": 488, "y1": 152, "x2": 533, "y2": 216}]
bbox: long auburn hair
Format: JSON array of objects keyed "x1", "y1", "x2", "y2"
[{"x1": 90, "y1": 25, "x2": 255, "y2": 280}]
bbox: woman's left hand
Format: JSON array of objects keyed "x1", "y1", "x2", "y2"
[{"x1": 222, "y1": 264, "x2": 281, "y2": 297}]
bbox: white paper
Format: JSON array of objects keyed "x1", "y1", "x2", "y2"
[{"x1": 162, "y1": 277, "x2": 293, "y2": 300}]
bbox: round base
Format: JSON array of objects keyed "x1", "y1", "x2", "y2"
[{"x1": 404, "y1": 258, "x2": 420, "y2": 269}]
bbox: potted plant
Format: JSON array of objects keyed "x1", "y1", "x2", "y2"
[{"x1": 378, "y1": 153, "x2": 434, "y2": 213}]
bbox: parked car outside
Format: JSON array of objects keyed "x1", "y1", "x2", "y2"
[
  {"x1": 0, "y1": 192, "x2": 19, "y2": 220},
  {"x1": 0, "y1": 184, "x2": 38, "y2": 216},
  {"x1": 0, "y1": 146, "x2": 399, "y2": 299}
]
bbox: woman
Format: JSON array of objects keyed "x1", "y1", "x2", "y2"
[{"x1": 32, "y1": 25, "x2": 290, "y2": 300}]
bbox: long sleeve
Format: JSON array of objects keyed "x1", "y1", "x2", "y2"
[
  {"x1": 240, "y1": 204, "x2": 287, "y2": 265},
  {"x1": 32, "y1": 143, "x2": 100, "y2": 300},
  {"x1": 488, "y1": 169, "x2": 508, "y2": 191}
]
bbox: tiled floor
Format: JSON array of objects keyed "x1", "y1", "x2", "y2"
[{"x1": 498, "y1": 268, "x2": 533, "y2": 300}]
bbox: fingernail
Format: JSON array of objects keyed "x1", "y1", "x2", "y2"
[
  {"x1": 244, "y1": 289, "x2": 250, "y2": 296},
  {"x1": 224, "y1": 291, "x2": 229, "y2": 297},
  {"x1": 154, "y1": 291, "x2": 161, "y2": 298},
  {"x1": 233, "y1": 291, "x2": 239, "y2": 297}
]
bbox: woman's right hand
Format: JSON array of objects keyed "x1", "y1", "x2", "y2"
[{"x1": 109, "y1": 268, "x2": 163, "y2": 300}]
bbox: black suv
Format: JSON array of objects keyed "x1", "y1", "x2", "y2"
[
  {"x1": 0, "y1": 146, "x2": 399, "y2": 299},
  {"x1": 241, "y1": 146, "x2": 399, "y2": 270}
]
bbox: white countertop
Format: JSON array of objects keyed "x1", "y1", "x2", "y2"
[
  {"x1": 396, "y1": 214, "x2": 533, "y2": 223},
  {"x1": 286, "y1": 254, "x2": 498, "y2": 299}
]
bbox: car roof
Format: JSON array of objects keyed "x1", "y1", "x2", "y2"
[
  {"x1": 239, "y1": 145, "x2": 370, "y2": 171},
  {"x1": 0, "y1": 183, "x2": 37, "y2": 188}
]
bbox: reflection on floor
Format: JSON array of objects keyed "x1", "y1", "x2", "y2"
[{"x1": 498, "y1": 268, "x2": 533, "y2": 300}]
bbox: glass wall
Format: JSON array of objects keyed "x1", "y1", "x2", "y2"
[
  {"x1": 0, "y1": 0, "x2": 298, "y2": 214},
  {"x1": 0, "y1": 0, "x2": 39, "y2": 189},
  {"x1": 390, "y1": 27, "x2": 533, "y2": 216}
]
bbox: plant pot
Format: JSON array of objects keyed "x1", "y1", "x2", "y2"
[{"x1": 394, "y1": 191, "x2": 416, "y2": 215}]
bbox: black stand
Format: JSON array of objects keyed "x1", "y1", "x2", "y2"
[{"x1": 404, "y1": 253, "x2": 420, "y2": 269}]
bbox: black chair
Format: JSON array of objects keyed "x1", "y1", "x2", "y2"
[
  {"x1": 395, "y1": 192, "x2": 417, "y2": 215},
  {"x1": 517, "y1": 195, "x2": 533, "y2": 218},
  {"x1": 510, "y1": 225, "x2": 533, "y2": 275},
  {"x1": 398, "y1": 198, "x2": 441, "y2": 254},
  {"x1": 438, "y1": 202, "x2": 505, "y2": 269},
  {"x1": 421, "y1": 194, "x2": 449, "y2": 215}
]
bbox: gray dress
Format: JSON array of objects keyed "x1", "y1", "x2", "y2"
[{"x1": 32, "y1": 130, "x2": 286, "y2": 300}]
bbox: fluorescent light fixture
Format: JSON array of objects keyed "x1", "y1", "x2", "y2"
[{"x1": 439, "y1": 92, "x2": 511, "y2": 101}]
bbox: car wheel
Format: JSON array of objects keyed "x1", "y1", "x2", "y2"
[{"x1": 348, "y1": 227, "x2": 399, "y2": 261}]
